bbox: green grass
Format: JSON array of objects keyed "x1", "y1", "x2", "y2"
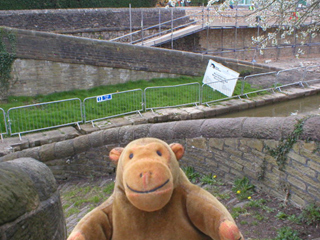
[
  {"x1": 232, "y1": 176, "x2": 255, "y2": 200},
  {"x1": 0, "y1": 76, "x2": 266, "y2": 135},
  {"x1": 62, "y1": 182, "x2": 115, "y2": 218}
]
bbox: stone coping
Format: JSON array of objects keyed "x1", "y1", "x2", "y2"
[{"x1": 0, "y1": 83, "x2": 319, "y2": 158}]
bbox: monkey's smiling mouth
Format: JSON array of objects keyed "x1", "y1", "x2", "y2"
[{"x1": 126, "y1": 179, "x2": 170, "y2": 194}]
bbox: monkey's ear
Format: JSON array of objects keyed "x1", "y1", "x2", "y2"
[
  {"x1": 109, "y1": 147, "x2": 124, "y2": 164},
  {"x1": 169, "y1": 143, "x2": 184, "y2": 161}
]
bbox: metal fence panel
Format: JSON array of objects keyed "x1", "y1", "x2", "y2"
[
  {"x1": 0, "y1": 108, "x2": 8, "y2": 141},
  {"x1": 8, "y1": 98, "x2": 83, "y2": 136},
  {"x1": 276, "y1": 67, "x2": 305, "y2": 87},
  {"x1": 303, "y1": 65, "x2": 320, "y2": 85},
  {"x1": 243, "y1": 72, "x2": 278, "y2": 91},
  {"x1": 144, "y1": 83, "x2": 200, "y2": 111},
  {"x1": 83, "y1": 89, "x2": 143, "y2": 123}
]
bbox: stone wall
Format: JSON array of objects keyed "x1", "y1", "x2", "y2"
[
  {"x1": 0, "y1": 158, "x2": 66, "y2": 240},
  {"x1": 0, "y1": 8, "x2": 186, "y2": 32},
  {"x1": 1, "y1": 116, "x2": 319, "y2": 208},
  {"x1": 1, "y1": 27, "x2": 275, "y2": 98}
]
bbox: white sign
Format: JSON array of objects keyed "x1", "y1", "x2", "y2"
[
  {"x1": 203, "y1": 60, "x2": 240, "y2": 97},
  {"x1": 96, "y1": 94, "x2": 112, "y2": 103}
]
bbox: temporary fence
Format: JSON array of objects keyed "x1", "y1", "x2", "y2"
[
  {"x1": 83, "y1": 89, "x2": 144, "y2": 125},
  {"x1": 201, "y1": 77, "x2": 241, "y2": 106},
  {"x1": 304, "y1": 66, "x2": 320, "y2": 86},
  {"x1": 144, "y1": 82, "x2": 201, "y2": 112},
  {"x1": 276, "y1": 67, "x2": 306, "y2": 91},
  {"x1": 7, "y1": 98, "x2": 83, "y2": 140},
  {"x1": 0, "y1": 65, "x2": 319, "y2": 140},
  {"x1": 0, "y1": 108, "x2": 7, "y2": 142},
  {"x1": 243, "y1": 71, "x2": 278, "y2": 90}
]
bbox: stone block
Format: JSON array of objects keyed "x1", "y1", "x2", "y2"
[
  {"x1": 118, "y1": 125, "x2": 135, "y2": 144},
  {"x1": 39, "y1": 144, "x2": 56, "y2": 162},
  {"x1": 173, "y1": 120, "x2": 204, "y2": 139},
  {"x1": 55, "y1": 140, "x2": 75, "y2": 159},
  {"x1": 224, "y1": 138, "x2": 238, "y2": 149},
  {"x1": 290, "y1": 185, "x2": 315, "y2": 206},
  {"x1": 0, "y1": 163, "x2": 39, "y2": 225},
  {"x1": 263, "y1": 139, "x2": 279, "y2": 151},
  {"x1": 300, "y1": 147, "x2": 320, "y2": 162},
  {"x1": 17, "y1": 147, "x2": 40, "y2": 160},
  {"x1": 224, "y1": 146, "x2": 243, "y2": 158},
  {"x1": 88, "y1": 131, "x2": 104, "y2": 148},
  {"x1": 308, "y1": 185, "x2": 320, "y2": 200},
  {"x1": 229, "y1": 168, "x2": 244, "y2": 178},
  {"x1": 308, "y1": 160, "x2": 320, "y2": 172},
  {"x1": 217, "y1": 163, "x2": 230, "y2": 174},
  {"x1": 242, "y1": 117, "x2": 283, "y2": 140},
  {"x1": 301, "y1": 116, "x2": 320, "y2": 141},
  {"x1": 243, "y1": 167, "x2": 258, "y2": 179},
  {"x1": 201, "y1": 118, "x2": 245, "y2": 138},
  {"x1": 180, "y1": 107, "x2": 205, "y2": 120},
  {"x1": 229, "y1": 155, "x2": 247, "y2": 166},
  {"x1": 285, "y1": 165, "x2": 318, "y2": 189},
  {"x1": 287, "y1": 151, "x2": 307, "y2": 164},
  {"x1": 73, "y1": 135, "x2": 90, "y2": 154},
  {"x1": 291, "y1": 161, "x2": 316, "y2": 178},
  {"x1": 186, "y1": 138, "x2": 207, "y2": 150},
  {"x1": 206, "y1": 159, "x2": 218, "y2": 168},
  {"x1": 223, "y1": 159, "x2": 244, "y2": 172},
  {"x1": 280, "y1": 116, "x2": 304, "y2": 139},
  {"x1": 289, "y1": 192, "x2": 307, "y2": 208},
  {"x1": 208, "y1": 138, "x2": 224, "y2": 151},
  {"x1": 287, "y1": 174, "x2": 307, "y2": 191},
  {"x1": 102, "y1": 128, "x2": 120, "y2": 145},
  {"x1": 302, "y1": 141, "x2": 317, "y2": 152},
  {"x1": 240, "y1": 139, "x2": 264, "y2": 152},
  {"x1": 292, "y1": 142, "x2": 301, "y2": 154},
  {"x1": 149, "y1": 122, "x2": 176, "y2": 140}
]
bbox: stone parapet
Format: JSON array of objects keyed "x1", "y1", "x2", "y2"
[
  {"x1": 0, "y1": 158, "x2": 66, "y2": 240},
  {"x1": 1, "y1": 115, "x2": 319, "y2": 207}
]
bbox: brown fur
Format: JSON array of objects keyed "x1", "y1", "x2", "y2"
[{"x1": 68, "y1": 138, "x2": 244, "y2": 240}]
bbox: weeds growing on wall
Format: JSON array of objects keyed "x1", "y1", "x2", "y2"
[
  {"x1": 0, "y1": 28, "x2": 17, "y2": 101},
  {"x1": 266, "y1": 116, "x2": 310, "y2": 171}
]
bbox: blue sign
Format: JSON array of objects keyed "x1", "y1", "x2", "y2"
[{"x1": 96, "y1": 94, "x2": 112, "y2": 103}]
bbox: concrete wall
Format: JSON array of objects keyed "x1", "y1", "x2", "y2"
[
  {"x1": 1, "y1": 116, "x2": 319, "y2": 208},
  {"x1": 0, "y1": 158, "x2": 66, "y2": 240},
  {"x1": 1, "y1": 27, "x2": 275, "y2": 98}
]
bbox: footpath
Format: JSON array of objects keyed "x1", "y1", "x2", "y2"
[{"x1": 1, "y1": 83, "x2": 320, "y2": 158}]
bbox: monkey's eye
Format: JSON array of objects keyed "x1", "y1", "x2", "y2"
[
  {"x1": 156, "y1": 150, "x2": 162, "y2": 156},
  {"x1": 129, "y1": 153, "x2": 134, "y2": 159}
]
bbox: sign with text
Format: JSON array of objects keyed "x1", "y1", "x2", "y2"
[
  {"x1": 96, "y1": 94, "x2": 112, "y2": 103},
  {"x1": 203, "y1": 60, "x2": 239, "y2": 97}
]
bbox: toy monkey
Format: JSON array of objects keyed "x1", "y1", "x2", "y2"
[{"x1": 68, "y1": 138, "x2": 244, "y2": 240}]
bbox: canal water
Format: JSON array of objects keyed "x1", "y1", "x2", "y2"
[{"x1": 218, "y1": 93, "x2": 320, "y2": 118}]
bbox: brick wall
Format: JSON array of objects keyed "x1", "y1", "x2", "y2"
[
  {"x1": 160, "y1": 27, "x2": 320, "y2": 61},
  {"x1": 1, "y1": 116, "x2": 319, "y2": 207}
]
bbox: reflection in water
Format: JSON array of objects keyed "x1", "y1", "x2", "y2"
[{"x1": 218, "y1": 93, "x2": 320, "y2": 118}]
